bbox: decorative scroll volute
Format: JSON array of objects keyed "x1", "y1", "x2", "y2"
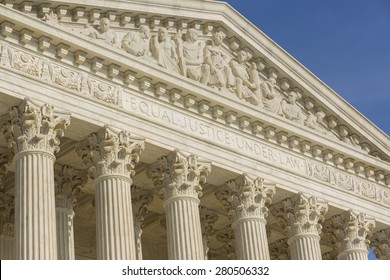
[
  {"x1": 272, "y1": 193, "x2": 328, "y2": 236},
  {"x1": 76, "y1": 126, "x2": 145, "y2": 179},
  {"x1": 323, "y1": 210, "x2": 375, "y2": 253},
  {"x1": 147, "y1": 150, "x2": 211, "y2": 200},
  {"x1": 216, "y1": 174, "x2": 275, "y2": 220},
  {"x1": 2, "y1": 99, "x2": 70, "y2": 154}
]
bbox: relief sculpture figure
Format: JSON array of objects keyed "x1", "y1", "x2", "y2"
[
  {"x1": 281, "y1": 91, "x2": 305, "y2": 124},
  {"x1": 177, "y1": 28, "x2": 209, "y2": 83},
  {"x1": 305, "y1": 110, "x2": 327, "y2": 134},
  {"x1": 89, "y1": 18, "x2": 118, "y2": 47},
  {"x1": 150, "y1": 27, "x2": 179, "y2": 73},
  {"x1": 229, "y1": 50, "x2": 262, "y2": 106},
  {"x1": 260, "y1": 77, "x2": 283, "y2": 115},
  {"x1": 122, "y1": 26, "x2": 151, "y2": 59},
  {"x1": 203, "y1": 31, "x2": 234, "y2": 91}
]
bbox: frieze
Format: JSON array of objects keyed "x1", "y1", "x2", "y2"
[
  {"x1": 124, "y1": 94, "x2": 389, "y2": 207},
  {"x1": 306, "y1": 160, "x2": 388, "y2": 205},
  {"x1": 0, "y1": 41, "x2": 123, "y2": 107}
]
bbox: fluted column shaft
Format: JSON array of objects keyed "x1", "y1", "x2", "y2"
[
  {"x1": 272, "y1": 193, "x2": 328, "y2": 260},
  {"x1": 165, "y1": 196, "x2": 203, "y2": 259},
  {"x1": 288, "y1": 233, "x2": 322, "y2": 260},
  {"x1": 56, "y1": 207, "x2": 75, "y2": 260},
  {"x1": 2, "y1": 100, "x2": 70, "y2": 260},
  {"x1": 338, "y1": 249, "x2": 367, "y2": 260},
  {"x1": 95, "y1": 175, "x2": 135, "y2": 259},
  {"x1": 233, "y1": 217, "x2": 269, "y2": 259},
  {"x1": 76, "y1": 127, "x2": 145, "y2": 260},
  {"x1": 147, "y1": 150, "x2": 211, "y2": 260},
  {"x1": 218, "y1": 175, "x2": 275, "y2": 260},
  {"x1": 15, "y1": 151, "x2": 57, "y2": 259}
]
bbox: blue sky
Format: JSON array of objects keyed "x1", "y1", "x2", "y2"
[
  {"x1": 223, "y1": 0, "x2": 390, "y2": 136},
  {"x1": 223, "y1": 0, "x2": 388, "y2": 260}
]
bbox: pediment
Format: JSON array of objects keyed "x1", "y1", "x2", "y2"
[{"x1": 0, "y1": 0, "x2": 389, "y2": 184}]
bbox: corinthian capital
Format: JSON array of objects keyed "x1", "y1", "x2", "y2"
[
  {"x1": 54, "y1": 164, "x2": 88, "y2": 209},
  {"x1": 371, "y1": 228, "x2": 390, "y2": 260},
  {"x1": 272, "y1": 193, "x2": 328, "y2": 237},
  {"x1": 146, "y1": 150, "x2": 211, "y2": 200},
  {"x1": 2, "y1": 99, "x2": 70, "y2": 154},
  {"x1": 76, "y1": 126, "x2": 145, "y2": 179},
  {"x1": 226, "y1": 174, "x2": 275, "y2": 220},
  {"x1": 322, "y1": 210, "x2": 375, "y2": 253}
]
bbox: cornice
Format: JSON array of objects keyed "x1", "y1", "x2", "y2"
[{"x1": 0, "y1": 3, "x2": 389, "y2": 187}]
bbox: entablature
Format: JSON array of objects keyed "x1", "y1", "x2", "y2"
[{"x1": 0, "y1": 1, "x2": 389, "y2": 206}]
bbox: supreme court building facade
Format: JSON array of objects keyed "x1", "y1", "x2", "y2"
[{"x1": 0, "y1": 0, "x2": 389, "y2": 260}]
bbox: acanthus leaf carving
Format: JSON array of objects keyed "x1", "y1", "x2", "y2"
[
  {"x1": 76, "y1": 126, "x2": 145, "y2": 179},
  {"x1": 271, "y1": 193, "x2": 328, "y2": 237},
  {"x1": 146, "y1": 150, "x2": 211, "y2": 200},
  {"x1": 322, "y1": 210, "x2": 375, "y2": 255},
  {"x1": 2, "y1": 99, "x2": 70, "y2": 154},
  {"x1": 217, "y1": 174, "x2": 275, "y2": 221}
]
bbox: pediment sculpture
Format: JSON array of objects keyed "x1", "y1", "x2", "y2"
[{"x1": 26, "y1": 12, "x2": 374, "y2": 152}]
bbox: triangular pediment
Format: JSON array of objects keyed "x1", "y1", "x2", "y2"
[{"x1": 0, "y1": 0, "x2": 389, "y2": 182}]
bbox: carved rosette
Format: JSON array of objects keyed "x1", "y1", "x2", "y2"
[
  {"x1": 147, "y1": 150, "x2": 211, "y2": 201},
  {"x1": 272, "y1": 193, "x2": 328, "y2": 237},
  {"x1": 370, "y1": 228, "x2": 390, "y2": 260},
  {"x1": 226, "y1": 174, "x2": 275, "y2": 221},
  {"x1": 2, "y1": 99, "x2": 70, "y2": 155},
  {"x1": 54, "y1": 164, "x2": 88, "y2": 209},
  {"x1": 322, "y1": 210, "x2": 375, "y2": 257},
  {"x1": 76, "y1": 126, "x2": 145, "y2": 179}
]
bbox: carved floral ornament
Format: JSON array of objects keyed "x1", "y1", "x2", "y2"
[
  {"x1": 1, "y1": 99, "x2": 70, "y2": 155},
  {"x1": 75, "y1": 126, "x2": 145, "y2": 179},
  {"x1": 216, "y1": 174, "x2": 275, "y2": 220},
  {"x1": 146, "y1": 150, "x2": 211, "y2": 200}
]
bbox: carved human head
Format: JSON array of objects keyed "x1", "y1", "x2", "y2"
[
  {"x1": 287, "y1": 91, "x2": 299, "y2": 103},
  {"x1": 237, "y1": 50, "x2": 248, "y2": 63},
  {"x1": 186, "y1": 28, "x2": 198, "y2": 43},
  {"x1": 316, "y1": 110, "x2": 326, "y2": 122},
  {"x1": 212, "y1": 31, "x2": 226, "y2": 45},
  {"x1": 158, "y1": 27, "x2": 168, "y2": 41},
  {"x1": 140, "y1": 26, "x2": 151, "y2": 39},
  {"x1": 100, "y1": 18, "x2": 110, "y2": 32}
]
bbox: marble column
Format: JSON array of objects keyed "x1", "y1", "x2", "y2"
[
  {"x1": 217, "y1": 174, "x2": 275, "y2": 260},
  {"x1": 1, "y1": 99, "x2": 70, "y2": 259},
  {"x1": 272, "y1": 193, "x2": 328, "y2": 260},
  {"x1": 371, "y1": 228, "x2": 390, "y2": 260},
  {"x1": 147, "y1": 150, "x2": 211, "y2": 260},
  {"x1": 131, "y1": 185, "x2": 153, "y2": 260},
  {"x1": 76, "y1": 126, "x2": 144, "y2": 260},
  {"x1": 54, "y1": 165, "x2": 87, "y2": 260},
  {"x1": 323, "y1": 210, "x2": 375, "y2": 260}
]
